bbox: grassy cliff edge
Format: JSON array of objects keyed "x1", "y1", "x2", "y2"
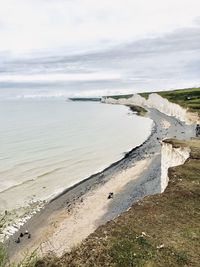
[{"x1": 139, "y1": 88, "x2": 200, "y2": 115}]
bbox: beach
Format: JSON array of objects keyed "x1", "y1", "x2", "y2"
[
  {"x1": 6, "y1": 107, "x2": 195, "y2": 263},
  {"x1": 0, "y1": 100, "x2": 152, "y2": 238}
]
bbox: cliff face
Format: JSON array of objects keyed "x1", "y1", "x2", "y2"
[
  {"x1": 160, "y1": 141, "x2": 190, "y2": 192},
  {"x1": 146, "y1": 94, "x2": 187, "y2": 121},
  {"x1": 102, "y1": 93, "x2": 199, "y2": 124}
]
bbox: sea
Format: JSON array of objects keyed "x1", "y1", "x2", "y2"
[{"x1": 0, "y1": 98, "x2": 152, "y2": 238}]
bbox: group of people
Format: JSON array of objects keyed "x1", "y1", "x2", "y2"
[{"x1": 15, "y1": 230, "x2": 31, "y2": 244}]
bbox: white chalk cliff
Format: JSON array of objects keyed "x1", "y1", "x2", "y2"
[
  {"x1": 102, "y1": 93, "x2": 199, "y2": 124},
  {"x1": 160, "y1": 142, "x2": 190, "y2": 192}
]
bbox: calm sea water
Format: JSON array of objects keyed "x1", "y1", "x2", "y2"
[{"x1": 0, "y1": 99, "x2": 152, "y2": 214}]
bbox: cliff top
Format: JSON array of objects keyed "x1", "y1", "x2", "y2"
[
  {"x1": 104, "y1": 88, "x2": 200, "y2": 115},
  {"x1": 139, "y1": 88, "x2": 200, "y2": 115}
]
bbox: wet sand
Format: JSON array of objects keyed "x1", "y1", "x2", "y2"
[{"x1": 6, "y1": 108, "x2": 195, "y2": 263}]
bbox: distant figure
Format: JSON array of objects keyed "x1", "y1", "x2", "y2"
[
  {"x1": 196, "y1": 124, "x2": 200, "y2": 137},
  {"x1": 108, "y1": 192, "x2": 114, "y2": 199},
  {"x1": 20, "y1": 232, "x2": 24, "y2": 237},
  {"x1": 28, "y1": 233, "x2": 31, "y2": 239},
  {"x1": 15, "y1": 237, "x2": 20, "y2": 243}
]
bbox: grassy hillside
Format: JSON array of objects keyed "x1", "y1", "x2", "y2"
[
  {"x1": 139, "y1": 88, "x2": 200, "y2": 114},
  {"x1": 35, "y1": 139, "x2": 200, "y2": 267}
]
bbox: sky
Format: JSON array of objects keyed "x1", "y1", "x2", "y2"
[{"x1": 0, "y1": 0, "x2": 200, "y2": 98}]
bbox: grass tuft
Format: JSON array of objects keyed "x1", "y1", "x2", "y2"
[
  {"x1": 0, "y1": 243, "x2": 7, "y2": 267},
  {"x1": 128, "y1": 105, "x2": 147, "y2": 116}
]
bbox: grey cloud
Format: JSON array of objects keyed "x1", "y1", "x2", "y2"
[{"x1": 0, "y1": 23, "x2": 200, "y2": 93}]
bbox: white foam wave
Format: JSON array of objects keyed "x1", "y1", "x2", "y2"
[{"x1": 0, "y1": 200, "x2": 45, "y2": 242}]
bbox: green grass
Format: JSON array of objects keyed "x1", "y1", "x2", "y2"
[
  {"x1": 128, "y1": 105, "x2": 147, "y2": 116},
  {"x1": 0, "y1": 243, "x2": 38, "y2": 267},
  {"x1": 139, "y1": 88, "x2": 200, "y2": 114},
  {"x1": 34, "y1": 139, "x2": 200, "y2": 267},
  {"x1": 0, "y1": 243, "x2": 7, "y2": 267}
]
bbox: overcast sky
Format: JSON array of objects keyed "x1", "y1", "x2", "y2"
[{"x1": 0, "y1": 0, "x2": 200, "y2": 98}]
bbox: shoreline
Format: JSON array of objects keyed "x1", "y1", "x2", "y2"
[
  {"x1": 51, "y1": 117, "x2": 154, "y2": 203},
  {"x1": 0, "y1": 105, "x2": 153, "y2": 242},
  {"x1": 6, "y1": 107, "x2": 194, "y2": 263}
]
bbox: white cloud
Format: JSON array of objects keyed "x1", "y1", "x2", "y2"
[
  {"x1": 0, "y1": 0, "x2": 200, "y2": 55},
  {"x1": 0, "y1": 0, "x2": 200, "y2": 95},
  {"x1": 0, "y1": 72, "x2": 121, "y2": 82}
]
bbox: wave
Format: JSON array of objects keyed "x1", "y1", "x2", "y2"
[
  {"x1": 0, "y1": 153, "x2": 73, "y2": 175},
  {"x1": 36, "y1": 167, "x2": 64, "y2": 178},
  {"x1": 0, "y1": 166, "x2": 65, "y2": 194},
  {"x1": 0, "y1": 178, "x2": 35, "y2": 194}
]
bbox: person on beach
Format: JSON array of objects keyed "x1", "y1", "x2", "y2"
[
  {"x1": 196, "y1": 124, "x2": 200, "y2": 137},
  {"x1": 15, "y1": 237, "x2": 20, "y2": 243},
  {"x1": 108, "y1": 192, "x2": 114, "y2": 199}
]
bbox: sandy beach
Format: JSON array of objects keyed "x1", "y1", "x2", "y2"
[{"x1": 6, "y1": 107, "x2": 195, "y2": 263}]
